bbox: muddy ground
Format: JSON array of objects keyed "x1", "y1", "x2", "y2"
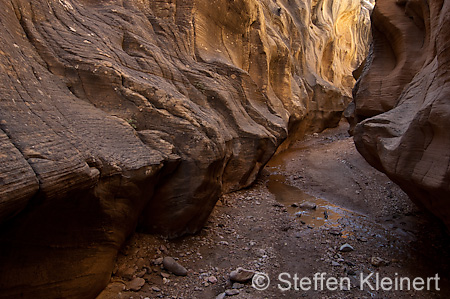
[{"x1": 98, "y1": 121, "x2": 450, "y2": 299}]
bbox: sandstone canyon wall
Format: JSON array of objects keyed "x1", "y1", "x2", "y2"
[
  {"x1": 0, "y1": 0, "x2": 371, "y2": 297},
  {"x1": 349, "y1": 0, "x2": 450, "y2": 230}
]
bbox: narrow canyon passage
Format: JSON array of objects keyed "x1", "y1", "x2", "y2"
[
  {"x1": 1, "y1": 0, "x2": 449, "y2": 297},
  {"x1": 99, "y1": 121, "x2": 450, "y2": 299}
]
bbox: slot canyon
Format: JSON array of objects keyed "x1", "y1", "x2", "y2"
[{"x1": 0, "y1": 0, "x2": 449, "y2": 298}]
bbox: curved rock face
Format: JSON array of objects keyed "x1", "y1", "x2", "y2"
[
  {"x1": 0, "y1": 0, "x2": 370, "y2": 297},
  {"x1": 349, "y1": 0, "x2": 450, "y2": 229}
]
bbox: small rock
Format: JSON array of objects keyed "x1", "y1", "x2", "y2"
[
  {"x1": 116, "y1": 265, "x2": 135, "y2": 280},
  {"x1": 153, "y1": 257, "x2": 164, "y2": 265},
  {"x1": 329, "y1": 228, "x2": 342, "y2": 236},
  {"x1": 136, "y1": 258, "x2": 147, "y2": 269},
  {"x1": 229, "y1": 267, "x2": 255, "y2": 282},
  {"x1": 345, "y1": 261, "x2": 356, "y2": 267},
  {"x1": 281, "y1": 225, "x2": 291, "y2": 231},
  {"x1": 105, "y1": 281, "x2": 126, "y2": 293},
  {"x1": 291, "y1": 203, "x2": 299, "y2": 207},
  {"x1": 357, "y1": 236, "x2": 368, "y2": 242},
  {"x1": 208, "y1": 276, "x2": 218, "y2": 284},
  {"x1": 295, "y1": 211, "x2": 302, "y2": 217},
  {"x1": 370, "y1": 256, "x2": 390, "y2": 267},
  {"x1": 219, "y1": 241, "x2": 229, "y2": 246},
  {"x1": 163, "y1": 257, "x2": 188, "y2": 276},
  {"x1": 215, "y1": 293, "x2": 226, "y2": 299},
  {"x1": 160, "y1": 272, "x2": 170, "y2": 278},
  {"x1": 152, "y1": 286, "x2": 161, "y2": 292},
  {"x1": 339, "y1": 243, "x2": 354, "y2": 252},
  {"x1": 225, "y1": 289, "x2": 240, "y2": 296},
  {"x1": 126, "y1": 277, "x2": 145, "y2": 291},
  {"x1": 331, "y1": 261, "x2": 341, "y2": 266},
  {"x1": 256, "y1": 249, "x2": 266, "y2": 257},
  {"x1": 300, "y1": 202, "x2": 317, "y2": 210},
  {"x1": 232, "y1": 282, "x2": 245, "y2": 289},
  {"x1": 136, "y1": 269, "x2": 147, "y2": 278}
]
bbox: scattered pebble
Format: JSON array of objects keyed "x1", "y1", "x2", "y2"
[
  {"x1": 216, "y1": 293, "x2": 226, "y2": 299},
  {"x1": 339, "y1": 243, "x2": 354, "y2": 252},
  {"x1": 331, "y1": 261, "x2": 341, "y2": 266},
  {"x1": 163, "y1": 257, "x2": 188, "y2": 276},
  {"x1": 300, "y1": 202, "x2": 317, "y2": 210},
  {"x1": 153, "y1": 257, "x2": 163, "y2": 265},
  {"x1": 232, "y1": 282, "x2": 245, "y2": 289},
  {"x1": 329, "y1": 228, "x2": 342, "y2": 236},
  {"x1": 116, "y1": 266, "x2": 135, "y2": 280},
  {"x1": 136, "y1": 269, "x2": 146, "y2": 278},
  {"x1": 229, "y1": 267, "x2": 255, "y2": 282},
  {"x1": 208, "y1": 276, "x2": 218, "y2": 284},
  {"x1": 370, "y1": 256, "x2": 390, "y2": 267},
  {"x1": 225, "y1": 289, "x2": 240, "y2": 296},
  {"x1": 126, "y1": 277, "x2": 145, "y2": 292},
  {"x1": 136, "y1": 258, "x2": 146, "y2": 269},
  {"x1": 256, "y1": 249, "x2": 266, "y2": 257}
]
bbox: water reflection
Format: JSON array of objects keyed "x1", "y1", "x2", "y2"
[{"x1": 266, "y1": 174, "x2": 356, "y2": 238}]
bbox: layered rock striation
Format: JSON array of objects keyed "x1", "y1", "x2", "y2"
[
  {"x1": 349, "y1": 0, "x2": 450, "y2": 230},
  {"x1": 0, "y1": 0, "x2": 370, "y2": 297}
]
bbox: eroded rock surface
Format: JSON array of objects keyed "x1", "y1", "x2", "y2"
[
  {"x1": 349, "y1": 0, "x2": 450, "y2": 230},
  {"x1": 0, "y1": 0, "x2": 370, "y2": 297}
]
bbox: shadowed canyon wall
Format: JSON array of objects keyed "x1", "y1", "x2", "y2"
[
  {"x1": 0, "y1": 0, "x2": 371, "y2": 297},
  {"x1": 349, "y1": 0, "x2": 450, "y2": 230}
]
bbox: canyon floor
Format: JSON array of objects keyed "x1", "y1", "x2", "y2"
[{"x1": 98, "y1": 121, "x2": 450, "y2": 299}]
